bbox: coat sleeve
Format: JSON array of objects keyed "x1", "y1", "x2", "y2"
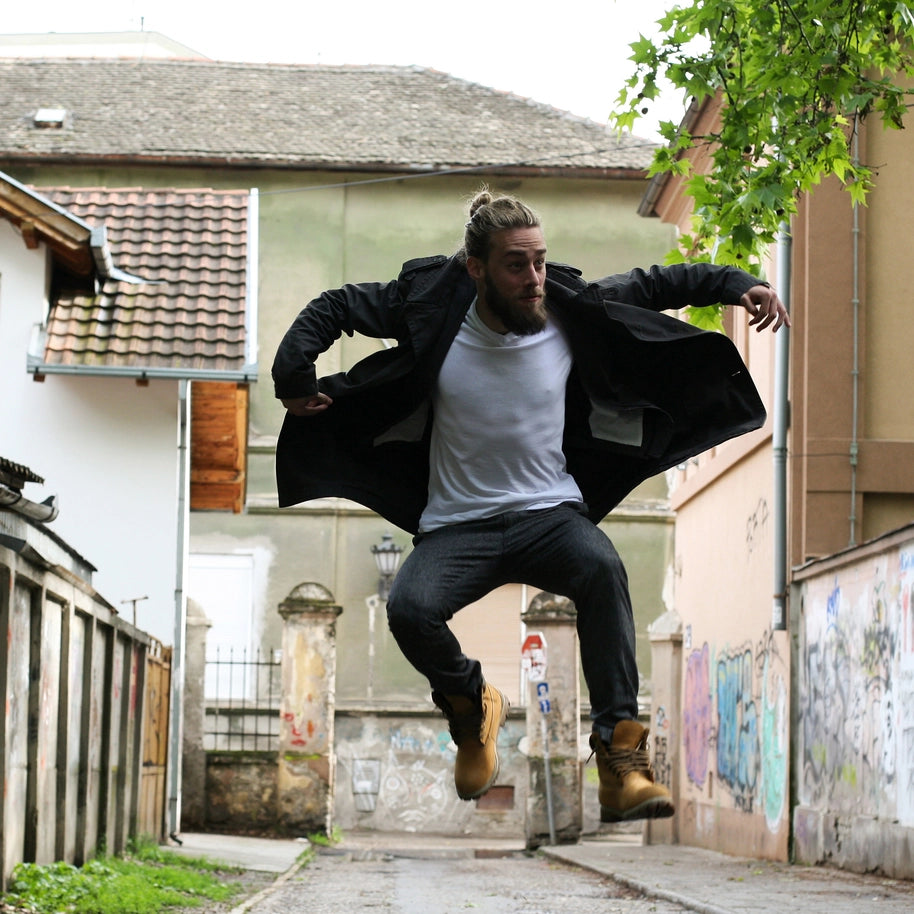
[
  {"x1": 271, "y1": 279, "x2": 404, "y2": 400},
  {"x1": 593, "y1": 263, "x2": 764, "y2": 312}
]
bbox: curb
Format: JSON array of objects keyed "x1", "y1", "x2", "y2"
[
  {"x1": 540, "y1": 847, "x2": 734, "y2": 914},
  {"x1": 227, "y1": 857, "x2": 305, "y2": 914}
]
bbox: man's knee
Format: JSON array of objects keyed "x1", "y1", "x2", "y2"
[{"x1": 385, "y1": 592, "x2": 411, "y2": 640}]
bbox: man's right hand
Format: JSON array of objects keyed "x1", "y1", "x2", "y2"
[{"x1": 281, "y1": 393, "x2": 333, "y2": 416}]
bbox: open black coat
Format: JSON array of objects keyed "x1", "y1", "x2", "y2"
[{"x1": 272, "y1": 255, "x2": 767, "y2": 534}]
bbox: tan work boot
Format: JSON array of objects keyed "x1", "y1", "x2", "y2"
[
  {"x1": 433, "y1": 682, "x2": 509, "y2": 800},
  {"x1": 589, "y1": 720, "x2": 675, "y2": 822}
]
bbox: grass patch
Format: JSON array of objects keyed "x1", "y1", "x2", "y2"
[
  {"x1": 306, "y1": 825, "x2": 343, "y2": 848},
  {"x1": 1, "y1": 837, "x2": 247, "y2": 914}
]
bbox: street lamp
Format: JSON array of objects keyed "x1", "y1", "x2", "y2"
[
  {"x1": 370, "y1": 532, "x2": 403, "y2": 602},
  {"x1": 366, "y1": 533, "x2": 403, "y2": 701}
]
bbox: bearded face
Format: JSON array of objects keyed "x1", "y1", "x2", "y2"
[{"x1": 483, "y1": 270, "x2": 548, "y2": 336}]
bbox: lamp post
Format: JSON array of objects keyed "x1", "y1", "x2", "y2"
[
  {"x1": 366, "y1": 533, "x2": 403, "y2": 699},
  {"x1": 371, "y1": 532, "x2": 403, "y2": 601}
]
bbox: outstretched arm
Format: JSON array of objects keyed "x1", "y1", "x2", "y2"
[{"x1": 594, "y1": 263, "x2": 789, "y2": 332}]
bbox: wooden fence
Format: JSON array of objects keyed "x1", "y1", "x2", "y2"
[{"x1": 0, "y1": 511, "x2": 171, "y2": 889}]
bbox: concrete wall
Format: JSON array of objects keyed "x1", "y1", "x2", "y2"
[
  {"x1": 792, "y1": 525, "x2": 914, "y2": 878},
  {"x1": 196, "y1": 709, "x2": 621, "y2": 842},
  {"x1": 333, "y1": 711, "x2": 527, "y2": 838}
]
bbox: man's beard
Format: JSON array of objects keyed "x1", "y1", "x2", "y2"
[{"x1": 485, "y1": 274, "x2": 548, "y2": 336}]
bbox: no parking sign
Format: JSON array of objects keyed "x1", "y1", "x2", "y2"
[{"x1": 521, "y1": 631, "x2": 547, "y2": 682}]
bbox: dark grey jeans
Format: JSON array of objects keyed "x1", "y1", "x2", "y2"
[{"x1": 386, "y1": 502, "x2": 639, "y2": 739}]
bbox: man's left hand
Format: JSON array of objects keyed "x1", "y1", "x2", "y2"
[{"x1": 739, "y1": 284, "x2": 790, "y2": 332}]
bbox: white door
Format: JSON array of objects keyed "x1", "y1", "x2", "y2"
[{"x1": 187, "y1": 553, "x2": 255, "y2": 700}]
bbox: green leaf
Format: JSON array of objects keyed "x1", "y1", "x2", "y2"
[{"x1": 609, "y1": 0, "x2": 914, "y2": 279}]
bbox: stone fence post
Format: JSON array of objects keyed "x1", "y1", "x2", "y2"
[
  {"x1": 277, "y1": 583, "x2": 343, "y2": 837},
  {"x1": 521, "y1": 592, "x2": 581, "y2": 847},
  {"x1": 645, "y1": 608, "x2": 682, "y2": 845},
  {"x1": 181, "y1": 598, "x2": 211, "y2": 831}
]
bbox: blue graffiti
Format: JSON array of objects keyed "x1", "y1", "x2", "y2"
[
  {"x1": 716, "y1": 649, "x2": 760, "y2": 810},
  {"x1": 826, "y1": 580, "x2": 841, "y2": 626}
]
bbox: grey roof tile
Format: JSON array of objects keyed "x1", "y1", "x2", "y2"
[{"x1": 1, "y1": 58, "x2": 655, "y2": 173}]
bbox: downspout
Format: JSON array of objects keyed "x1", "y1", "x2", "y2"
[
  {"x1": 167, "y1": 379, "x2": 191, "y2": 842},
  {"x1": 772, "y1": 222, "x2": 791, "y2": 631},
  {"x1": 849, "y1": 122, "x2": 861, "y2": 547}
]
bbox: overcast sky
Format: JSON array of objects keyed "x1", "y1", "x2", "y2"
[{"x1": 2, "y1": 0, "x2": 684, "y2": 139}]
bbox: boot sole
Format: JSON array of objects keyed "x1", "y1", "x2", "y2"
[
  {"x1": 457, "y1": 689, "x2": 509, "y2": 801},
  {"x1": 600, "y1": 797, "x2": 675, "y2": 823}
]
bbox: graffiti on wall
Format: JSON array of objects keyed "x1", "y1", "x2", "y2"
[
  {"x1": 339, "y1": 720, "x2": 485, "y2": 831},
  {"x1": 683, "y1": 644, "x2": 711, "y2": 787},
  {"x1": 799, "y1": 545, "x2": 914, "y2": 826},
  {"x1": 746, "y1": 497, "x2": 769, "y2": 555},
  {"x1": 681, "y1": 628, "x2": 789, "y2": 832},
  {"x1": 652, "y1": 705, "x2": 673, "y2": 788}
]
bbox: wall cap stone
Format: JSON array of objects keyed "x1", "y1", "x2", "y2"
[
  {"x1": 648, "y1": 609, "x2": 683, "y2": 641},
  {"x1": 522, "y1": 592, "x2": 576, "y2": 623},
  {"x1": 279, "y1": 582, "x2": 343, "y2": 618}
]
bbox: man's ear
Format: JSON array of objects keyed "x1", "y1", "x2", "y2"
[{"x1": 466, "y1": 256, "x2": 484, "y2": 281}]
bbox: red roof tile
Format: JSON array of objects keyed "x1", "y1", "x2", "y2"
[{"x1": 35, "y1": 186, "x2": 252, "y2": 378}]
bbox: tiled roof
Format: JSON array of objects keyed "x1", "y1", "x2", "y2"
[
  {"x1": 34, "y1": 186, "x2": 252, "y2": 378},
  {"x1": 0, "y1": 456, "x2": 44, "y2": 489},
  {"x1": 0, "y1": 58, "x2": 655, "y2": 174}
]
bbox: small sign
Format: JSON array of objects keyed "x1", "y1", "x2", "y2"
[
  {"x1": 536, "y1": 681, "x2": 551, "y2": 714},
  {"x1": 521, "y1": 632, "x2": 548, "y2": 682}
]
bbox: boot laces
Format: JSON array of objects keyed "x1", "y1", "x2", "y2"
[
  {"x1": 604, "y1": 745, "x2": 655, "y2": 780},
  {"x1": 589, "y1": 737, "x2": 656, "y2": 781}
]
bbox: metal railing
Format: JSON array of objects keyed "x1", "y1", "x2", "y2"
[{"x1": 204, "y1": 646, "x2": 281, "y2": 751}]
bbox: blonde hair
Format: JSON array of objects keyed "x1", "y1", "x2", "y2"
[{"x1": 460, "y1": 187, "x2": 541, "y2": 262}]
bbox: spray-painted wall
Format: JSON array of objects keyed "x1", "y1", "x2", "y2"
[
  {"x1": 793, "y1": 525, "x2": 914, "y2": 878},
  {"x1": 675, "y1": 627, "x2": 790, "y2": 854},
  {"x1": 333, "y1": 713, "x2": 527, "y2": 837},
  {"x1": 666, "y1": 439, "x2": 791, "y2": 859}
]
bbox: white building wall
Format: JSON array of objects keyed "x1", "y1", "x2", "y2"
[{"x1": 1, "y1": 220, "x2": 181, "y2": 642}]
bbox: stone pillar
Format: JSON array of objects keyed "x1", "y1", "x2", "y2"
[
  {"x1": 521, "y1": 592, "x2": 581, "y2": 847},
  {"x1": 277, "y1": 582, "x2": 343, "y2": 837},
  {"x1": 645, "y1": 608, "x2": 682, "y2": 845},
  {"x1": 181, "y1": 598, "x2": 211, "y2": 831}
]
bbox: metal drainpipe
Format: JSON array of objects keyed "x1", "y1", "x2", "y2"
[
  {"x1": 772, "y1": 223, "x2": 791, "y2": 631},
  {"x1": 168, "y1": 379, "x2": 191, "y2": 842},
  {"x1": 849, "y1": 123, "x2": 861, "y2": 547}
]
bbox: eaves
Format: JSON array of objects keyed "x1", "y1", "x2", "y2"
[{"x1": 0, "y1": 151, "x2": 651, "y2": 182}]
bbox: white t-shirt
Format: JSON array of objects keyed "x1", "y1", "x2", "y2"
[{"x1": 418, "y1": 302, "x2": 583, "y2": 532}]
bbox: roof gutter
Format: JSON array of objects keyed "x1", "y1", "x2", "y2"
[
  {"x1": 27, "y1": 358, "x2": 259, "y2": 383},
  {"x1": 0, "y1": 485, "x2": 59, "y2": 523}
]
